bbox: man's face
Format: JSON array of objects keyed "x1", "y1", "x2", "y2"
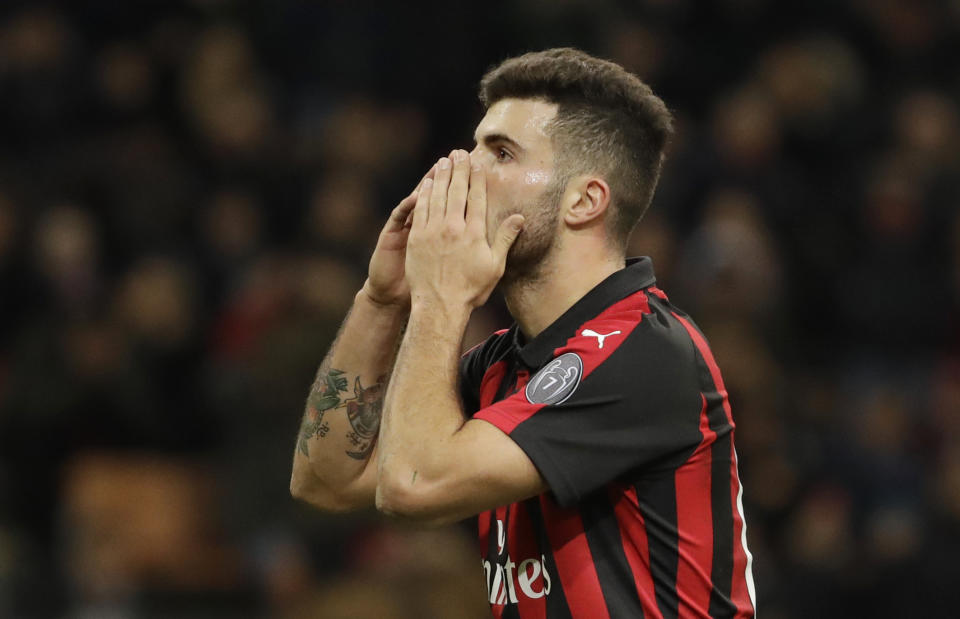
[{"x1": 470, "y1": 98, "x2": 563, "y2": 282}]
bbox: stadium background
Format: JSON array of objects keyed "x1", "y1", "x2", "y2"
[{"x1": 0, "y1": 0, "x2": 958, "y2": 617}]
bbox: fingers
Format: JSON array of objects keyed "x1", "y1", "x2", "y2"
[
  {"x1": 466, "y1": 161, "x2": 487, "y2": 234},
  {"x1": 413, "y1": 176, "x2": 432, "y2": 231},
  {"x1": 386, "y1": 164, "x2": 437, "y2": 232},
  {"x1": 492, "y1": 214, "x2": 525, "y2": 266},
  {"x1": 428, "y1": 156, "x2": 452, "y2": 225},
  {"x1": 445, "y1": 149, "x2": 470, "y2": 222},
  {"x1": 414, "y1": 163, "x2": 437, "y2": 194},
  {"x1": 413, "y1": 150, "x2": 473, "y2": 231},
  {"x1": 386, "y1": 195, "x2": 418, "y2": 232}
]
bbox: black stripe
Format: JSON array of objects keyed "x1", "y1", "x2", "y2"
[
  {"x1": 581, "y1": 492, "x2": 645, "y2": 619},
  {"x1": 527, "y1": 498, "x2": 573, "y2": 619},
  {"x1": 501, "y1": 598, "x2": 521, "y2": 619},
  {"x1": 635, "y1": 476, "x2": 679, "y2": 619}
]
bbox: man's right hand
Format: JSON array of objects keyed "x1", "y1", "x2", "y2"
[{"x1": 362, "y1": 166, "x2": 437, "y2": 308}]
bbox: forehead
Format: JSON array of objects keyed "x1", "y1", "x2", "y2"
[{"x1": 474, "y1": 98, "x2": 558, "y2": 150}]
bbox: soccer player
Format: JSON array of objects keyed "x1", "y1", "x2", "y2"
[{"x1": 290, "y1": 48, "x2": 756, "y2": 618}]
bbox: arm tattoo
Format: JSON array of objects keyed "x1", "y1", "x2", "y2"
[
  {"x1": 297, "y1": 368, "x2": 349, "y2": 456},
  {"x1": 297, "y1": 369, "x2": 387, "y2": 461},
  {"x1": 345, "y1": 374, "x2": 386, "y2": 460}
]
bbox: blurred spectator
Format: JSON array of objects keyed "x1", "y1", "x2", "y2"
[
  {"x1": 61, "y1": 453, "x2": 249, "y2": 617},
  {"x1": 181, "y1": 25, "x2": 274, "y2": 159}
]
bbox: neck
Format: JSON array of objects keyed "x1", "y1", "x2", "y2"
[{"x1": 502, "y1": 244, "x2": 625, "y2": 339}]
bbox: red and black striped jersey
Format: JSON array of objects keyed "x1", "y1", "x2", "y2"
[{"x1": 460, "y1": 258, "x2": 756, "y2": 619}]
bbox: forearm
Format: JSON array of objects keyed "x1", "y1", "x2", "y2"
[
  {"x1": 376, "y1": 300, "x2": 471, "y2": 508},
  {"x1": 290, "y1": 286, "x2": 407, "y2": 508}
]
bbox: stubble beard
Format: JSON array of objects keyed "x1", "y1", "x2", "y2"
[{"x1": 498, "y1": 180, "x2": 563, "y2": 289}]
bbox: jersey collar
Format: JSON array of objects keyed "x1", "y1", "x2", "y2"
[{"x1": 512, "y1": 256, "x2": 657, "y2": 369}]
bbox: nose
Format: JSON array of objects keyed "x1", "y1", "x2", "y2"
[{"x1": 468, "y1": 145, "x2": 492, "y2": 169}]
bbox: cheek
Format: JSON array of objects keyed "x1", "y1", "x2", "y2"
[
  {"x1": 488, "y1": 166, "x2": 551, "y2": 201},
  {"x1": 484, "y1": 170, "x2": 508, "y2": 213},
  {"x1": 484, "y1": 180, "x2": 505, "y2": 228},
  {"x1": 483, "y1": 165, "x2": 551, "y2": 220},
  {"x1": 523, "y1": 170, "x2": 551, "y2": 186}
]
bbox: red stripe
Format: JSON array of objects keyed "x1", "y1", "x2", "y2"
[
  {"x1": 610, "y1": 485, "x2": 662, "y2": 619},
  {"x1": 491, "y1": 583, "x2": 505, "y2": 618},
  {"x1": 674, "y1": 394, "x2": 715, "y2": 617},
  {"x1": 473, "y1": 394, "x2": 546, "y2": 434},
  {"x1": 475, "y1": 290, "x2": 651, "y2": 434},
  {"x1": 479, "y1": 360, "x2": 508, "y2": 409},
  {"x1": 649, "y1": 286, "x2": 669, "y2": 301},
  {"x1": 540, "y1": 494, "x2": 611, "y2": 619},
  {"x1": 671, "y1": 313, "x2": 754, "y2": 617}
]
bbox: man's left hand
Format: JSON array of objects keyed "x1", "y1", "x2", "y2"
[{"x1": 404, "y1": 149, "x2": 525, "y2": 311}]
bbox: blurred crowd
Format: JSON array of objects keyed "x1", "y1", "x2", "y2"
[{"x1": 0, "y1": 0, "x2": 958, "y2": 617}]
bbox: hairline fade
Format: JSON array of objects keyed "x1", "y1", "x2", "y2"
[{"x1": 478, "y1": 47, "x2": 674, "y2": 252}]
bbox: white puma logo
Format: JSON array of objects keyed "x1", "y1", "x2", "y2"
[{"x1": 581, "y1": 329, "x2": 621, "y2": 349}]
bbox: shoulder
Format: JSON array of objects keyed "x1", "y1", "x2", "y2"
[{"x1": 563, "y1": 291, "x2": 698, "y2": 374}]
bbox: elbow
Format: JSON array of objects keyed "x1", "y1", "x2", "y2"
[
  {"x1": 289, "y1": 468, "x2": 356, "y2": 514},
  {"x1": 374, "y1": 472, "x2": 453, "y2": 527},
  {"x1": 289, "y1": 473, "x2": 319, "y2": 505},
  {"x1": 373, "y1": 479, "x2": 408, "y2": 518}
]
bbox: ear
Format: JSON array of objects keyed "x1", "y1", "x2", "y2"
[{"x1": 562, "y1": 176, "x2": 611, "y2": 227}]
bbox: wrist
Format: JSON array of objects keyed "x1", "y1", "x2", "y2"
[
  {"x1": 359, "y1": 281, "x2": 410, "y2": 314},
  {"x1": 410, "y1": 294, "x2": 472, "y2": 332}
]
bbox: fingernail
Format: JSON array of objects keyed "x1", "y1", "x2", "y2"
[
  {"x1": 453, "y1": 151, "x2": 464, "y2": 162},
  {"x1": 439, "y1": 158, "x2": 451, "y2": 170}
]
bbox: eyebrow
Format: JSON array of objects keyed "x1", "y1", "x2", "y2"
[{"x1": 473, "y1": 132, "x2": 526, "y2": 154}]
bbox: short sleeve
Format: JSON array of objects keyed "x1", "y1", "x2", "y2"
[{"x1": 474, "y1": 317, "x2": 704, "y2": 507}]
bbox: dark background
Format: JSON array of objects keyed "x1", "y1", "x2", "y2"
[{"x1": 0, "y1": 0, "x2": 958, "y2": 617}]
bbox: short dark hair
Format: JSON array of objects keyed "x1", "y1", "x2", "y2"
[{"x1": 479, "y1": 48, "x2": 673, "y2": 250}]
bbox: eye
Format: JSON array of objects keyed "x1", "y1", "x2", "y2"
[{"x1": 495, "y1": 147, "x2": 512, "y2": 162}]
